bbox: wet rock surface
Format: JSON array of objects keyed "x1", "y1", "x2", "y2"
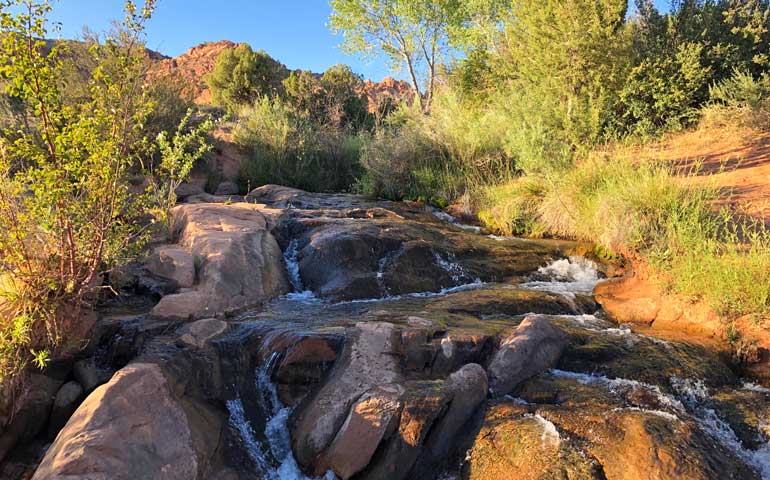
[{"x1": 11, "y1": 186, "x2": 770, "y2": 480}]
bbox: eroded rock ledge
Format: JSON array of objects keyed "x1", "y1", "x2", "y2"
[{"x1": 11, "y1": 185, "x2": 770, "y2": 480}]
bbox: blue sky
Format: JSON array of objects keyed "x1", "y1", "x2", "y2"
[{"x1": 47, "y1": 0, "x2": 672, "y2": 82}]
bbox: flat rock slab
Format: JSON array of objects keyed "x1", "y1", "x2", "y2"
[{"x1": 151, "y1": 203, "x2": 290, "y2": 320}]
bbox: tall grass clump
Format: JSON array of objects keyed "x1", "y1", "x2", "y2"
[
  {"x1": 359, "y1": 88, "x2": 522, "y2": 203},
  {"x1": 479, "y1": 152, "x2": 770, "y2": 318},
  {"x1": 234, "y1": 96, "x2": 363, "y2": 192},
  {"x1": 648, "y1": 208, "x2": 770, "y2": 318}
]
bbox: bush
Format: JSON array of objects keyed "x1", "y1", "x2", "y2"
[
  {"x1": 206, "y1": 44, "x2": 288, "y2": 112},
  {"x1": 0, "y1": 1, "x2": 159, "y2": 402},
  {"x1": 701, "y1": 70, "x2": 770, "y2": 130},
  {"x1": 234, "y1": 97, "x2": 362, "y2": 192}
]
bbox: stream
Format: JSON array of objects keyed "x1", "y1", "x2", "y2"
[{"x1": 22, "y1": 186, "x2": 770, "y2": 480}]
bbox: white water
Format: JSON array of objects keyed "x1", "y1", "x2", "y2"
[
  {"x1": 282, "y1": 240, "x2": 321, "y2": 303},
  {"x1": 430, "y1": 208, "x2": 482, "y2": 233},
  {"x1": 524, "y1": 413, "x2": 561, "y2": 447},
  {"x1": 743, "y1": 381, "x2": 770, "y2": 393},
  {"x1": 520, "y1": 257, "x2": 603, "y2": 299},
  {"x1": 550, "y1": 369, "x2": 770, "y2": 479},
  {"x1": 226, "y1": 353, "x2": 335, "y2": 480}
]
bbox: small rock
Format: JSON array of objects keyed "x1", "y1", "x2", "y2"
[
  {"x1": 48, "y1": 381, "x2": 83, "y2": 436},
  {"x1": 73, "y1": 358, "x2": 100, "y2": 393},
  {"x1": 177, "y1": 318, "x2": 228, "y2": 348},
  {"x1": 407, "y1": 316, "x2": 433, "y2": 329},
  {"x1": 487, "y1": 315, "x2": 569, "y2": 397}
]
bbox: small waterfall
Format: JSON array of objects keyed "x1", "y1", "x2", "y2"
[
  {"x1": 282, "y1": 239, "x2": 318, "y2": 302},
  {"x1": 520, "y1": 257, "x2": 602, "y2": 300},
  {"x1": 429, "y1": 208, "x2": 482, "y2": 233},
  {"x1": 549, "y1": 369, "x2": 770, "y2": 479},
  {"x1": 226, "y1": 352, "x2": 335, "y2": 480}
]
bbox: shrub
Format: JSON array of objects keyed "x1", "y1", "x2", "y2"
[
  {"x1": 0, "y1": 1, "x2": 159, "y2": 402},
  {"x1": 206, "y1": 44, "x2": 288, "y2": 111},
  {"x1": 235, "y1": 97, "x2": 362, "y2": 192},
  {"x1": 701, "y1": 70, "x2": 770, "y2": 130}
]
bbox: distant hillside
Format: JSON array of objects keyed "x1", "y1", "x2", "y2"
[{"x1": 151, "y1": 40, "x2": 414, "y2": 110}]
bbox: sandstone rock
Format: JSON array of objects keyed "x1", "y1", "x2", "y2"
[
  {"x1": 146, "y1": 245, "x2": 195, "y2": 289},
  {"x1": 411, "y1": 364, "x2": 488, "y2": 476},
  {"x1": 175, "y1": 182, "x2": 204, "y2": 200},
  {"x1": 318, "y1": 384, "x2": 404, "y2": 479},
  {"x1": 0, "y1": 373, "x2": 62, "y2": 463},
  {"x1": 360, "y1": 380, "x2": 449, "y2": 480},
  {"x1": 177, "y1": 318, "x2": 228, "y2": 348},
  {"x1": 73, "y1": 358, "x2": 100, "y2": 393},
  {"x1": 488, "y1": 315, "x2": 569, "y2": 397},
  {"x1": 151, "y1": 203, "x2": 290, "y2": 320},
  {"x1": 292, "y1": 322, "x2": 401, "y2": 469},
  {"x1": 213, "y1": 181, "x2": 239, "y2": 196},
  {"x1": 34, "y1": 363, "x2": 209, "y2": 480},
  {"x1": 466, "y1": 403, "x2": 602, "y2": 480},
  {"x1": 47, "y1": 381, "x2": 83, "y2": 436}
]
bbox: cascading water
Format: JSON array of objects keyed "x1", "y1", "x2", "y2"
[
  {"x1": 520, "y1": 256, "x2": 603, "y2": 299},
  {"x1": 282, "y1": 239, "x2": 319, "y2": 303},
  {"x1": 226, "y1": 352, "x2": 335, "y2": 480},
  {"x1": 548, "y1": 368, "x2": 770, "y2": 479}
]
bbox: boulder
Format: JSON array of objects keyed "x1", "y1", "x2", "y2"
[
  {"x1": 317, "y1": 384, "x2": 404, "y2": 479},
  {"x1": 175, "y1": 182, "x2": 204, "y2": 200},
  {"x1": 487, "y1": 315, "x2": 569, "y2": 397},
  {"x1": 34, "y1": 362, "x2": 220, "y2": 480},
  {"x1": 292, "y1": 322, "x2": 401, "y2": 469},
  {"x1": 0, "y1": 373, "x2": 62, "y2": 463},
  {"x1": 151, "y1": 203, "x2": 290, "y2": 320},
  {"x1": 146, "y1": 245, "x2": 196, "y2": 289},
  {"x1": 177, "y1": 318, "x2": 228, "y2": 348},
  {"x1": 213, "y1": 181, "x2": 239, "y2": 196},
  {"x1": 466, "y1": 403, "x2": 602, "y2": 480},
  {"x1": 360, "y1": 380, "x2": 449, "y2": 480},
  {"x1": 73, "y1": 358, "x2": 101, "y2": 393},
  {"x1": 47, "y1": 381, "x2": 83, "y2": 436}
]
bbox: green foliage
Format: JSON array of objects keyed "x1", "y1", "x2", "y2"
[
  {"x1": 0, "y1": 0, "x2": 158, "y2": 402},
  {"x1": 358, "y1": 87, "x2": 519, "y2": 201},
  {"x1": 149, "y1": 109, "x2": 215, "y2": 238},
  {"x1": 206, "y1": 44, "x2": 288, "y2": 112},
  {"x1": 234, "y1": 96, "x2": 363, "y2": 192},
  {"x1": 283, "y1": 64, "x2": 372, "y2": 130},
  {"x1": 328, "y1": 0, "x2": 458, "y2": 107},
  {"x1": 478, "y1": 152, "x2": 770, "y2": 319}
]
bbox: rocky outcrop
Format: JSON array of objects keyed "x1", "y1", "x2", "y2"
[
  {"x1": 487, "y1": 315, "x2": 569, "y2": 397},
  {"x1": 247, "y1": 185, "x2": 575, "y2": 302},
  {"x1": 292, "y1": 322, "x2": 402, "y2": 470},
  {"x1": 146, "y1": 245, "x2": 195, "y2": 289},
  {"x1": 151, "y1": 202, "x2": 290, "y2": 320},
  {"x1": 34, "y1": 362, "x2": 225, "y2": 480}
]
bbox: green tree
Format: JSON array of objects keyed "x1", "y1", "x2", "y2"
[
  {"x1": 283, "y1": 65, "x2": 371, "y2": 130},
  {"x1": 0, "y1": 0, "x2": 157, "y2": 400},
  {"x1": 206, "y1": 44, "x2": 288, "y2": 111},
  {"x1": 329, "y1": 0, "x2": 460, "y2": 109}
]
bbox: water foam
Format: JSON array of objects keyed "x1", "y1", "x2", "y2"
[
  {"x1": 550, "y1": 369, "x2": 770, "y2": 479},
  {"x1": 282, "y1": 239, "x2": 319, "y2": 303},
  {"x1": 525, "y1": 413, "x2": 561, "y2": 447},
  {"x1": 429, "y1": 208, "x2": 482, "y2": 233},
  {"x1": 520, "y1": 257, "x2": 602, "y2": 299}
]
